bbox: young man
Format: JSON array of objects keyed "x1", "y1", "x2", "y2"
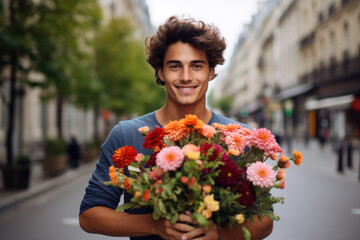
[{"x1": 79, "y1": 16, "x2": 273, "y2": 240}]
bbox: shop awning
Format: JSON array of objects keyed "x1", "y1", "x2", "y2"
[
  {"x1": 275, "y1": 82, "x2": 314, "y2": 100},
  {"x1": 305, "y1": 95, "x2": 355, "y2": 110},
  {"x1": 246, "y1": 99, "x2": 262, "y2": 113}
]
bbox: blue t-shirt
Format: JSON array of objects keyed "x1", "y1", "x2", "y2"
[{"x1": 80, "y1": 110, "x2": 243, "y2": 240}]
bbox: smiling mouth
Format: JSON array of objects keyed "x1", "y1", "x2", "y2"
[{"x1": 176, "y1": 86, "x2": 197, "y2": 90}]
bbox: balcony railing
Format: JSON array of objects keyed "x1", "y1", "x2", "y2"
[
  {"x1": 300, "y1": 31, "x2": 316, "y2": 49},
  {"x1": 300, "y1": 70, "x2": 318, "y2": 84},
  {"x1": 328, "y1": 4, "x2": 336, "y2": 16},
  {"x1": 342, "y1": 0, "x2": 351, "y2": 6},
  {"x1": 300, "y1": 52, "x2": 360, "y2": 86},
  {"x1": 318, "y1": 12, "x2": 324, "y2": 23}
]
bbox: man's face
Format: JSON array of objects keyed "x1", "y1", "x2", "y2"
[{"x1": 158, "y1": 41, "x2": 215, "y2": 108}]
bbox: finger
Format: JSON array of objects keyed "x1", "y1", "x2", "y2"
[
  {"x1": 177, "y1": 213, "x2": 196, "y2": 224},
  {"x1": 162, "y1": 228, "x2": 183, "y2": 240},
  {"x1": 172, "y1": 222, "x2": 196, "y2": 232},
  {"x1": 158, "y1": 219, "x2": 188, "y2": 240},
  {"x1": 181, "y1": 227, "x2": 206, "y2": 240},
  {"x1": 184, "y1": 223, "x2": 219, "y2": 240}
]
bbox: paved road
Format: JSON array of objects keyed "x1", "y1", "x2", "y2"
[
  {"x1": 0, "y1": 170, "x2": 129, "y2": 240},
  {"x1": 268, "y1": 141, "x2": 360, "y2": 240}
]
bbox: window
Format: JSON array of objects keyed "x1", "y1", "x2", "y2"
[
  {"x1": 344, "y1": 22, "x2": 350, "y2": 51},
  {"x1": 329, "y1": 0, "x2": 336, "y2": 16},
  {"x1": 330, "y1": 31, "x2": 336, "y2": 57}
]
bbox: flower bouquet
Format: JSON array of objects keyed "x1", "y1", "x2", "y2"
[{"x1": 104, "y1": 115, "x2": 302, "y2": 239}]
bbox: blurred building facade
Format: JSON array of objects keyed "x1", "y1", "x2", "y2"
[
  {"x1": 0, "y1": 0, "x2": 153, "y2": 162},
  {"x1": 213, "y1": 0, "x2": 360, "y2": 143}
]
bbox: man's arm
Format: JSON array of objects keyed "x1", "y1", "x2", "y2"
[
  {"x1": 220, "y1": 216, "x2": 273, "y2": 240},
  {"x1": 79, "y1": 206, "x2": 198, "y2": 239},
  {"x1": 181, "y1": 215, "x2": 273, "y2": 240},
  {"x1": 79, "y1": 207, "x2": 155, "y2": 237}
]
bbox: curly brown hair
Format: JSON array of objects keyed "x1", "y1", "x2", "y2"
[{"x1": 145, "y1": 16, "x2": 227, "y2": 85}]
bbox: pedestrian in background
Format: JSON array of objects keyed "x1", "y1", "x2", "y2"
[{"x1": 67, "y1": 136, "x2": 80, "y2": 169}]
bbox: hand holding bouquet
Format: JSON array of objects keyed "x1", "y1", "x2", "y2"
[{"x1": 104, "y1": 115, "x2": 302, "y2": 239}]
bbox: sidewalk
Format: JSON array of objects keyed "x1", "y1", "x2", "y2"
[
  {"x1": 0, "y1": 159, "x2": 96, "y2": 212},
  {"x1": 0, "y1": 138, "x2": 359, "y2": 212},
  {"x1": 283, "y1": 138, "x2": 360, "y2": 186}
]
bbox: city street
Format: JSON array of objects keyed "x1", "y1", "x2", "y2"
[
  {"x1": 1, "y1": 0, "x2": 359, "y2": 239},
  {"x1": 0, "y1": 170, "x2": 128, "y2": 240},
  {"x1": 0, "y1": 141, "x2": 359, "y2": 240},
  {"x1": 268, "y1": 140, "x2": 360, "y2": 240}
]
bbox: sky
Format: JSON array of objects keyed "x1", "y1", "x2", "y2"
[{"x1": 145, "y1": 0, "x2": 259, "y2": 69}]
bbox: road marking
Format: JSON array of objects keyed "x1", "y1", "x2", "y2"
[
  {"x1": 62, "y1": 217, "x2": 79, "y2": 226},
  {"x1": 351, "y1": 209, "x2": 360, "y2": 215}
]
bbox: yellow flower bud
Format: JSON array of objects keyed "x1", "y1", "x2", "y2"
[
  {"x1": 202, "y1": 209, "x2": 212, "y2": 219},
  {"x1": 235, "y1": 214, "x2": 245, "y2": 224}
]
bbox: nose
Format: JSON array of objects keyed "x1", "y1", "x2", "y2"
[{"x1": 180, "y1": 67, "x2": 192, "y2": 81}]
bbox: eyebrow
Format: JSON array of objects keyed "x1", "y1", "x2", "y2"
[{"x1": 165, "y1": 60, "x2": 207, "y2": 65}]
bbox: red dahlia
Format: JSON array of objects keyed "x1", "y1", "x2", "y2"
[
  {"x1": 146, "y1": 152, "x2": 158, "y2": 168},
  {"x1": 216, "y1": 159, "x2": 242, "y2": 188},
  {"x1": 200, "y1": 143, "x2": 228, "y2": 163},
  {"x1": 143, "y1": 127, "x2": 165, "y2": 150},
  {"x1": 112, "y1": 146, "x2": 137, "y2": 168},
  {"x1": 236, "y1": 180, "x2": 256, "y2": 207}
]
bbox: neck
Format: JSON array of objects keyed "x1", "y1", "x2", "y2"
[{"x1": 156, "y1": 103, "x2": 211, "y2": 126}]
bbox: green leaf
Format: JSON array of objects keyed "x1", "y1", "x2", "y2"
[
  {"x1": 116, "y1": 202, "x2": 140, "y2": 211},
  {"x1": 157, "y1": 198, "x2": 167, "y2": 214},
  {"x1": 163, "y1": 137, "x2": 175, "y2": 146},
  {"x1": 170, "y1": 212, "x2": 179, "y2": 225},
  {"x1": 153, "y1": 209, "x2": 161, "y2": 220},
  {"x1": 129, "y1": 170, "x2": 140, "y2": 178},
  {"x1": 193, "y1": 212, "x2": 209, "y2": 227},
  {"x1": 242, "y1": 225, "x2": 251, "y2": 240}
]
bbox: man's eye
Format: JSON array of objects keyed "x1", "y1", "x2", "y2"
[
  {"x1": 169, "y1": 65, "x2": 180, "y2": 69},
  {"x1": 192, "y1": 65, "x2": 202, "y2": 69}
]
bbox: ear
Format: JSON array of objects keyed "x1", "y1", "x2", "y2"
[
  {"x1": 157, "y1": 68, "x2": 165, "y2": 81},
  {"x1": 209, "y1": 68, "x2": 215, "y2": 81}
]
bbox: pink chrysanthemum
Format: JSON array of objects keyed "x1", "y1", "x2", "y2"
[
  {"x1": 199, "y1": 124, "x2": 216, "y2": 138},
  {"x1": 223, "y1": 131, "x2": 246, "y2": 154},
  {"x1": 246, "y1": 161, "x2": 276, "y2": 188},
  {"x1": 148, "y1": 167, "x2": 164, "y2": 181},
  {"x1": 265, "y1": 143, "x2": 283, "y2": 158},
  {"x1": 156, "y1": 146, "x2": 185, "y2": 172},
  {"x1": 244, "y1": 128, "x2": 283, "y2": 157},
  {"x1": 221, "y1": 123, "x2": 244, "y2": 135},
  {"x1": 182, "y1": 144, "x2": 200, "y2": 154}
]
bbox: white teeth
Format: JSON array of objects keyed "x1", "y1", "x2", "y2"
[{"x1": 178, "y1": 87, "x2": 194, "y2": 90}]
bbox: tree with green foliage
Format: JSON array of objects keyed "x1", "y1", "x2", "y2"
[
  {"x1": 0, "y1": 0, "x2": 101, "y2": 167},
  {"x1": 207, "y1": 90, "x2": 233, "y2": 116},
  {"x1": 94, "y1": 18, "x2": 165, "y2": 116}
]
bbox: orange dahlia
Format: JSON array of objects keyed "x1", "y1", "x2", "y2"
[
  {"x1": 212, "y1": 122, "x2": 224, "y2": 130},
  {"x1": 109, "y1": 165, "x2": 117, "y2": 185},
  {"x1": 293, "y1": 150, "x2": 303, "y2": 166},
  {"x1": 142, "y1": 189, "x2": 151, "y2": 202},
  {"x1": 124, "y1": 176, "x2": 131, "y2": 191},
  {"x1": 164, "y1": 120, "x2": 188, "y2": 141},
  {"x1": 112, "y1": 146, "x2": 137, "y2": 168},
  {"x1": 181, "y1": 114, "x2": 204, "y2": 129}
]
